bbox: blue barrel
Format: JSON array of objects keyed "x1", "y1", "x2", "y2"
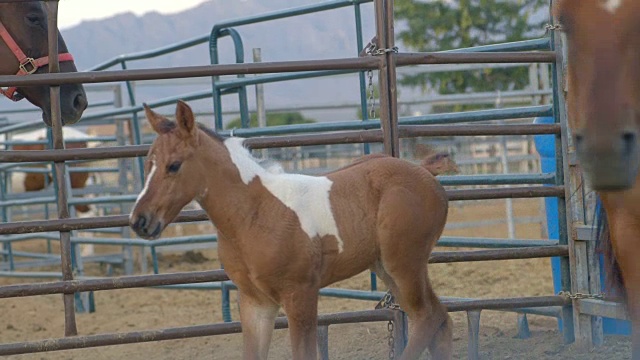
[{"x1": 533, "y1": 116, "x2": 630, "y2": 335}]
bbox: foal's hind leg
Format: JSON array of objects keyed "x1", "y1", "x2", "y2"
[
  {"x1": 376, "y1": 261, "x2": 452, "y2": 360},
  {"x1": 376, "y1": 189, "x2": 452, "y2": 360}
]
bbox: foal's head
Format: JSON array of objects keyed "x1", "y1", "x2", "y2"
[
  {"x1": 130, "y1": 101, "x2": 213, "y2": 239},
  {"x1": 555, "y1": 0, "x2": 640, "y2": 190}
]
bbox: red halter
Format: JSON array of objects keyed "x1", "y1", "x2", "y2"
[{"x1": 0, "y1": 20, "x2": 74, "y2": 102}]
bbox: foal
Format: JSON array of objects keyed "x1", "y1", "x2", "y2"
[{"x1": 130, "y1": 101, "x2": 452, "y2": 360}]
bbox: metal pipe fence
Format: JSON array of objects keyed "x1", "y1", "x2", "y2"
[{"x1": 0, "y1": 0, "x2": 604, "y2": 358}]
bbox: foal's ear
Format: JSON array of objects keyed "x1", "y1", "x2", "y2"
[
  {"x1": 175, "y1": 100, "x2": 197, "y2": 138},
  {"x1": 143, "y1": 103, "x2": 171, "y2": 134}
]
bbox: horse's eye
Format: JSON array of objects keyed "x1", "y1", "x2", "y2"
[
  {"x1": 25, "y1": 14, "x2": 42, "y2": 26},
  {"x1": 167, "y1": 161, "x2": 182, "y2": 173}
]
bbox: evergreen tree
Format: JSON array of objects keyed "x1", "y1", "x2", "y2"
[{"x1": 395, "y1": 0, "x2": 548, "y2": 95}]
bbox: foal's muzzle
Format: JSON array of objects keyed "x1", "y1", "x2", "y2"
[{"x1": 130, "y1": 213, "x2": 164, "y2": 240}]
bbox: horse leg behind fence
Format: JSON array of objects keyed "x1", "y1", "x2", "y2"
[
  {"x1": 599, "y1": 191, "x2": 640, "y2": 354},
  {"x1": 129, "y1": 101, "x2": 452, "y2": 360}
]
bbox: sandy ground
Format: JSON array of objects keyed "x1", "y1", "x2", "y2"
[{"x1": 0, "y1": 199, "x2": 632, "y2": 359}]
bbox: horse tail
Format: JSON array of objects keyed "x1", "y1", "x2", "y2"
[{"x1": 596, "y1": 197, "x2": 626, "y2": 300}]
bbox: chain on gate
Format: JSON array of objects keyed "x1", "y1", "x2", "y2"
[
  {"x1": 375, "y1": 290, "x2": 401, "y2": 360},
  {"x1": 360, "y1": 36, "x2": 398, "y2": 120},
  {"x1": 367, "y1": 69, "x2": 376, "y2": 119},
  {"x1": 558, "y1": 291, "x2": 605, "y2": 300},
  {"x1": 362, "y1": 35, "x2": 402, "y2": 359}
]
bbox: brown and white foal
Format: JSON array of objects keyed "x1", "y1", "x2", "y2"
[{"x1": 130, "y1": 101, "x2": 452, "y2": 360}]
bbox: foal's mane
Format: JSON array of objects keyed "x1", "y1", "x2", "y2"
[{"x1": 197, "y1": 123, "x2": 226, "y2": 143}]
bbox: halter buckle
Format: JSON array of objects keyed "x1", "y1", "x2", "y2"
[{"x1": 19, "y1": 58, "x2": 37, "y2": 75}]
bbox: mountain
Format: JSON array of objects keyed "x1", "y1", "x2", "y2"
[
  {"x1": 52, "y1": 0, "x2": 386, "y2": 126},
  {"x1": 62, "y1": 0, "x2": 374, "y2": 70}
]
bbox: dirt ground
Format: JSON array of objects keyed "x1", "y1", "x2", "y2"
[{"x1": 0, "y1": 199, "x2": 632, "y2": 359}]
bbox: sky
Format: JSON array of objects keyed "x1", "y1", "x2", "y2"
[{"x1": 57, "y1": 0, "x2": 209, "y2": 29}]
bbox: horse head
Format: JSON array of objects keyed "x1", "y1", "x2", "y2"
[
  {"x1": 555, "y1": 0, "x2": 640, "y2": 190},
  {"x1": 0, "y1": 2, "x2": 87, "y2": 126},
  {"x1": 130, "y1": 101, "x2": 213, "y2": 239}
]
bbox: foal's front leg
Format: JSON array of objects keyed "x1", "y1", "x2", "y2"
[
  {"x1": 238, "y1": 291, "x2": 280, "y2": 360},
  {"x1": 282, "y1": 287, "x2": 320, "y2": 360}
]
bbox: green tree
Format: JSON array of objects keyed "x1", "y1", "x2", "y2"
[
  {"x1": 225, "y1": 112, "x2": 316, "y2": 129},
  {"x1": 395, "y1": 0, "x2": 547, "y2": 97}
]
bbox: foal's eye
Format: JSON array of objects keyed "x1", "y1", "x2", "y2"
[{"x1": 167, "y1": 161, "x2": 182, "y2": 173}]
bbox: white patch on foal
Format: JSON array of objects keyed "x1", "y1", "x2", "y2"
[
  {"x1": 224, "y1": 138, "x2": 344, "y2": 252},
  {"x1": 10, "y1": 172, "x2": 26, "y2": 193},
  {"x1": 130, "y1": 158, "x2": 157, "y2": 221},
  {"x1": 601, "y1": 0, "x2": 623, "y2": 13}
]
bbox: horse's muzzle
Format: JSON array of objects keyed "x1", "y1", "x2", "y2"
[
  {"x1": 60, "y1": 86, "x2": 88, "y2": 125},
  {"x1": 575, "y1": 131, "x2": 639, "y2": 191},
  {"x1": 130, "y1": 213, "x2": 164, "y2": 240}
]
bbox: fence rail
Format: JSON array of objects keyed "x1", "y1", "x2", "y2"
[{"x1": 0, "y1": 0, "x2": 604, "y2": 357}]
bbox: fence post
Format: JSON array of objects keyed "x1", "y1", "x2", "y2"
[
  {"x1": 317, "y1": 325, "x2": 329, "y2": 360},
  {"x1": 253, "y1": 48, "x2": 267, "y2": 159},
  {"x1": 46, "y1": 0, "x2": 78, "y2": 337},
  {"x1": 550, "y1": 1, "x2": 595, "y2": 346},
  {"x1": 374, "y1": 0, "x2": 399, "y2": 157},
  {"x1": 391, "y1": 310, "x2": 407, "y2": 359}
]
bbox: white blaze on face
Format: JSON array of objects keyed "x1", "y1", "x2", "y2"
[
  {"x1": 601, "y1": 0, "x2": 623, "y2": 13},
  {"x1": 130, "y1": 159, "x2": 157, "y2": 220},
  {"x1": 224, "y1": 138, "x2": 344, "y2": 252}
]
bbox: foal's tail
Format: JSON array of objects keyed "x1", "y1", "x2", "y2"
[
  {"x1": 421, "y1": 152, "x2": 459, "y2": 176},
  {"x1": 596, "y1": 197, "x2": 626, "y2": 300}
]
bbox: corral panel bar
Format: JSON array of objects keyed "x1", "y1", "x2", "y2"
[
  {"x1": 396, "y1": 52, "x2": 555, "y2": 65},
  {"x1": 0, "y1": 186, "x2": 564, "y2": 235},
  {"x1": 0, "y1": 310, "x2": 396, "y2": 356},
  {"x1": 442, "y1": 296, "x2": 569, "y2": 312},
  {"x1": 0, "y1": 270, "x2": 229, "y2": 298},
  {"x1": 0, "y1": 296, "x2": 567, "y2": 356},
  {"x1": 577, "y1": 299, "x2": 628, "y2": 321},
  {"x1": 0, "y1": 124, "x2": 560, "y2": 163},
  {"x1": 0, "y1": 52, "x2": 555, "y2": 87},
  {"x1": 446, "y1": 186, "x2": 564, "y2": 201},
  {"x1": 0, "y1": 102, "x2": 552, "y2": 140},
  {"x1": 46, "y1": 0, "x2": 77, "y2": 337},
  {"x1": 0, "y1": 246, "x2": 566, "y2": 299},
  {"x1": 429, "y1": 246, "x2": 568, "y2": 263}
]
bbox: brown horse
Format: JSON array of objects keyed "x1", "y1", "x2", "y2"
[
  {"x1": 130, "y1": 101, "x2": 452, "y2": 360},
  {"x1": 0, "y1": 2, "x2": 87, "y2": 125},
  {"x1": 2, "y1": 128, "x2": 98, "y2": 256},
  {"x1": 555, "y1": 0, "x2": 640, "y2": 357}
]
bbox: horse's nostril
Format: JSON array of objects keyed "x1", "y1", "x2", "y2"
[
  {"x1": 574, "y1": 133, "x2": 584, "y2": 145},
  {"x1": 73, "y1": 93, "x2": 88, "y2": 112},
  {"x1": 622, "y1": 131, "x2": 637, "y2": 153},
  {"x1": 134, "y1": 215, "x2": 147, "y2": 231},
  {"x1": 622, "y1": 131, "x2": 637, "y2": 144}
]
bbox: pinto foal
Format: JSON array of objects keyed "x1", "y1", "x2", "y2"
[{"x1": 130, "y1": 101, "x2": 452, "y2": 360}]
